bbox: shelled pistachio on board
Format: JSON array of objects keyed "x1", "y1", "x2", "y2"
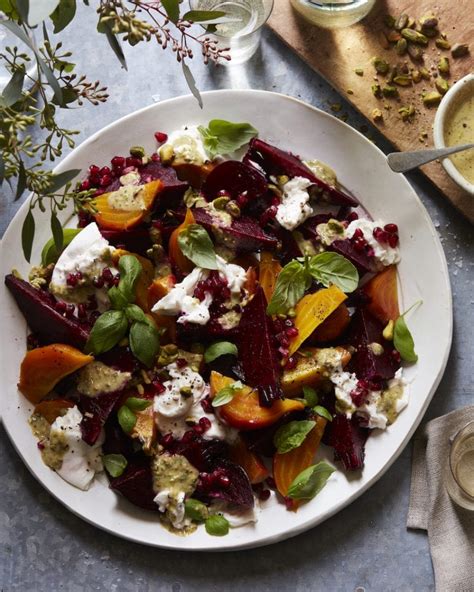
[{"x1": 351, "y1": 11, "x2": 470, "y2": 128}]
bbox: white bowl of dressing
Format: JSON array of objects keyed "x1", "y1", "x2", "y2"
[{"x1": 433, "y1": 73, "x2": 474, "y2": 195}]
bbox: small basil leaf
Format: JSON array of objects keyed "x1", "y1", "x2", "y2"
[
  {"x1": 103, "y1": 453, "x2": 127, "y2": 478},
  {"x1": 117, "y1": 405, "x2": 136, "y2": 434},
  {"x1": 125, "y1": 397, "x2": 152, "y2": 412},
  {"x1": 394, "y1": 315, "x2": 418, "y2": 363},
  {"x1": 198, "y1": 119, "x2": 258, "y2": 158},
  {"x1": 125, "y1": 303, "x2": 148, "y2": 323},
  {"x1": 184, "y1": 498, "x2": 209, "y2": 522},
  {"x1": 177, "y1": 224, "x2": 218, "y2": 270},
  {"x1": 86, "y1": 310, "x2": 128, "y2": 354},
  {"x1": 21, "y1": 209, "x2": 35, "y2": 263},
  {"x1": 308, "y1": 252, "x2": 359, "y2": 293},
  {"x1": 204, "y1": 341, "x2": 238, "y2": 364},
  {"x1": 41, "y1": 227, "x2": 81, "y2": 265},
  {"x1": 287, "y1": 461, "x2": 335, "y2": 501},
  {"x1": 118, "y1": 254, "x2": 142, "y2": 302},
  {"x1": 108, "y1": 286, "x2": 129, "y2": 310},
  {"x1": 50, "y1": 0, "x2": 76, "y2": 32},
  {"x1": 205, "y1": 514, "x2": 229, "y2": 536},
  {"x1": 211, "y1": 381, "x2": 243, "y2": 407},
  {"x1": 302, "y1": 386, "x2": 318, "y2": 407},
  {"x1": 266, "y1": 260, "x2": 307, "y2": 315},
  {"x1": 273, "y1": 420, "x2": 316, "y2": 454},
  {"x1": 129, "y1": 321, "x2": 160, "y2": 368},
  {"x1": 312, "y1": 406, "x2": 332, "y2": 422},
  {"x1": 50, "y1": 211, "x2": 63, "y2": 253}
]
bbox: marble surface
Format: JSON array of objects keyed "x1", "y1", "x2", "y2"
[{"x1": 1, "y1": 4, "x2": 473, "y2": 591}]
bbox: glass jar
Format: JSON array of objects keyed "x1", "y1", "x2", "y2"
[
  {"x1": 290, "y1": 0, "x2": 376, "y2": 29},
  {"x1": 445, "y1": 420, "x2": 474, "y2": 510}
]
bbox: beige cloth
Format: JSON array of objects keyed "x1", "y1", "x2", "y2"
[{"x1": 408, "y1": 406, "x2": 474, "y2": 592}]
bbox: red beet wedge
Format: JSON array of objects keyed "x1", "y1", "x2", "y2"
[
  {"x1": 244, "y1": 138, "x2": 359, "y2": 207},
  {"x1": 99, "y1": 227, "x2": 152, "y2": 255},
  {"x1": 328, "y1": 414, "x2": 369, "y2": 471},
  {"x1": 109, "y1": 461, "x2": 157, "y2": 511},
  {"x1": 202, "y1": 160, "x2": 268, "y2": 204},
  {"x1": 238, "y1": 287, "x2": 283, "y2": 407},
  {"x1": 5, "y1": 274, "x2": 90, "y2": 348},
  {"x1": 330, "y1": 238, "x2": 375, "y2": 274},
  {"x1": 79, "y1": 389, "x2": 126, "y2": 445}
]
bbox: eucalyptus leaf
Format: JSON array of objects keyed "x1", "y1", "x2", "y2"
[
  {"x1": 1, "y1": 67, "x2": 25, "y2": 107},
  {"x1": 41, "y1": 227, "x2": 81, "y2": 265},
  {"x1": 266, "y1": 260, "x2": 307, "y2": 315},
  {"x1": 103, "y1": 453, "x2": 127, "y2": 478},
  {"x1": 287, "y1": 461, "x2": 335, "y2": 501},
  {"x1": 212, "y1": 381, "x2": 243, "y2": 407},
  {"x1": 204, "y1": 341, "x2": 238, "y2": 364},
  {"x1": 182, "y1": 9, "x2": 226, "y2": 22},
  {"x1": 14, "y1": 0, "x2": 28, "y2": 22},
  {"x1": 118, "y1": 254, "x2": 142, "y2": 302},
  {"x1": 50, "y1": 211, "x2": 63, "y2": 253},
  {"x1": 177, "y1": 224, "x2": 218, "y2": 270},
  {"x1": 50, "y1": 0, "x2": 76, "y2": 32},
  {"x1": 15, "y1": 159, "x2": 27, "y2": 201},
  {"x1": 129, "y1": 321, "x2": 160, "y2": 368},
  {"x1": 86, "y1": 310, "x2": 128, "y2": 355},
  {"x1": 21, "y1": 209, "x2": 35, "y2": 263},
  {"x1": 182, "y1": 62, "x2": 203, "y2": 109},
  {"x1": 308, "y1": 252, "x2": 359, "y2": 293},
  {"x1": 394, "y1": 315, "x2": 418, "y2": 363},
  {"x1": 161, "y1": 0, "x2": 180, "y2": 22},
  {"x1": 46, "y1": 168, "x2": 81, "y2": 193},
  {"x1": 99, "y1": 21, "x2": 127, "y2": 70},
  {"x1": 273, "y1": 420, "x2": 316, "y2": 454},
  {"x1": 198, "y1": 119, "x2": 257, "y2": 158},
  {"x1": 28, "y1": 0, "x2": 60, "y2": 25}
]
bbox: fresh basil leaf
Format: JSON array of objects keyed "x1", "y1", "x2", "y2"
[
  {"x1": 50, "y1": 211, "x2": 63, "y2": 253},
  {"x1": 21, "y1": 209, "x2": 35, "y2": 263},
  {"x1": 302, "y1": 386, "x2": 318, "y2": 407},
  {"x1": 117, "y1": 405, "x2": 136, "y2": 434},
  {"x1": 266, "y1": 260, "x2": 308, "y2": 315},
  {"x1": 394, "y1": 314, "x2": 418, "y2": 363},
  {"x1": 46, "y1": 168, "x2": 81, "y2": 193},
  {"x1": 177, "y1": 224, "x2": 218, "y2": 270},
  {"x1": 182, "y1": 62, "x2": 203, "y2": 109},
  {"x1": 15, "y1": 158, "x2": 27, "y2": 201},
  {"x1": 118, "y1": 254, "x2": 142, "y2": 302},
  {"x1": 182, "y1": 9, "x2": 226, "y2": 22},
  {"x1": 273, "y1": 420, "x2": 316, "y2": 454},
  {"x1": 86, "y1": 310, "x2": 128, "y2": 355},
  {"x1": 125, "y1": 303, "x2": 147, "y2": 323},
  {"x1": 287, "y1": 461, "x2": 335, "y2": 501},
  {"x1": 129, "y1": 321, "x2": 160, "y2": 368},
  {"x1": 198, "y1": 119, "x2": 258, "y2": 158},
  {"x1": 212, "y1": 381, "x2": 243, "y2": 407},
  {"x1": 204, "y1": 341, "x2": 238, "y2": 364},
  {"x1": 125, "y1": 397, "x2": 152, "y2": 412},
  {"x1": 161, "y1": 0, "x2": 180, "y2": 22},
  {"x1": 50, "y1": 0, "x2": 76, "y2": 32},
  {"x1": 308, "y1": 252, "x2": 359, "y2": 293},
  {"x1": 1, "y1": 67, "x2": 25, "y2": 107},
  {"x1": 41, "y1": 227, "x2": 81, "y2": 265},
  {"x1": 108, "y1": 286, "x2": 129, "y2": 310},
  {"x1": 312, "y1": 406, "x2": 332, "y2": 422},
  {"x1": 103, "y1": 453, "x2": 127, "y2": 478},
  {"x1": 205, "y1": 514, "x2": 229, "y2": 536}
]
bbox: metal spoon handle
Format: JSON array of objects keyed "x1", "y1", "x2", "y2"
[{"x1": 387, "y1": 143, "x2": 474, "y2": 173}]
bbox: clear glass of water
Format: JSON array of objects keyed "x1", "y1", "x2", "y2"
[
  {"x1": 446, "y1": 421, "x2": 474, "y2": 510},
  {"x1": 290, "y1": 0, "x2": 376, "y2": 29},
  {"x1": 189, "y1": 0, "x2": 274, "y2": 65}
]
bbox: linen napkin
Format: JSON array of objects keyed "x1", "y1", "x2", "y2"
[{"x1": 408, "y1": 406, "x2": 474, "y2": 592}]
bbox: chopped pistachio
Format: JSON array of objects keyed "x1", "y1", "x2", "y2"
[
  {"x1": 329, "y1": 102, "x2": 342, "y2": 112},
  {"x1": 372, "y1": 57, "x2": 390, "y2": 74},
  {"x1": 355, "y1": 68, "x2": 364, "y2": 76},
  {"x1": 435, "y1": 38, "x2": 451, "y2": 50},
  {"x1": 369, "y1": 342, "x2": 385, "y2": 356},
  {"x1": 372, "y1": 108, "x2": 383, "y2": 122},
  {"x1": 346, "y1": 88, "x2": 354, "y2": 95},
  {"x1": 398, "y1": 105, "x2": 416, "y2": 121},
  {"x1": 225, "y1": 200, "x2": 241, "y2": 218},
  {"x1": 422, "y1": 91, "x2": 442, "y2": 107},
  {"x1": 419, "y1": 67, "x2": 431, "y2": 80},
  {"x1": 407, "y1": 43, "x2": 423, "y2": 61},
  {"x1": 411, "y1": 69, "x2": 422, "y2": 83},
  {"x1": 277, "y1": 174, "x2": 289, "y2": 184},
  {"x1": 383, "y1": 320, "x2": 394, "y2": 341},
  {"x1": 387, "y1": 30, "x2": 402, "y2": 42},
  {"x1": 130, "y1": 145, "x2": 145, "y2": 158},
  {"x1": 394, "y1": 14, "x2": 408, "y2": 31},
  {"x1": 437, "y1": 56, "x2": 450, "y2": 75},
  {"x1": 435, "y1": 78, "x2": 449, "y2": 95},
  {"x1": 419, "y1": 15, "x2": 438, "y2": 29},
  {"x1": 371, "y1": 83, "x2": 382, "y2": 98},
  {"x1": 422, "y1": 27, "x2": 439, "y2": 38},
  {"x1": 159, "y1": 144, "x2": 174, "y2": 165},
  {"x1": 382, "y1": 85, "x2": 399, "y2": 98},
  {"x1": 393, "y1": 75, "x2": 412, "y2": 86},
  {"x1": 395, "y1": 38, "x2": 408, "y2": 55},
  {"x1": 451, "y1": 43, "x2": 469, "y2": 58},
  {"x1": 406, "y1": 16, "x2": 416, "y2": 29},
  {"x1": 401, "y1": 28, "x2": 428, "y2": 45},
  {"x1": 180, "y1": 386, "x2": 193, "y2": 398},
  {"x1": 212, "y1": 195, "x2": 230, "y2": 210}
]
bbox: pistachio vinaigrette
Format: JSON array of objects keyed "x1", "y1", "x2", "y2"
[
  {"x1": 444, "y1": 93, "x2": 474, "y2": 185},
  {"x1": 6, "y1": 119, "x2": 417, "y2": 536}
]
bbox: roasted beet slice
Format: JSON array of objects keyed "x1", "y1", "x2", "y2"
[
  {"x1": 109, "y1": 460, "x2": 157, "y2": 512},
  {"x1": 98, "y1": 346, "x2": 140, "y2": 374},
  {"x1": 271, "y1": 225, "x2": 302, "y2": 265},
  {"x1": 79, "y1": 389, "x2": 125, "y2": 445},
  {"x1": 5, "y1": 274, "x2": 90, "y2": 348},
  {"x1": 346, "y1": 308, "x2": 399, "y2": 383},
  {"x1": 99, "y1": 227, "x2": 152, "y2": 255},
  {"x1": 165, "y1": 431, "x2": 229, "y2": 473},
  {"x1": 196, "y1": 460, "x2": 254, "y2": 509},
  {"x1": 177, "y1": 207, "x2": 278, "y2": 253},
  {"x1": 244, "y1": 138, "x2": 358, "y2": 207},
  {"x1": 327, "y1": 414, "x2": 369, "y2": 471},
  {"x1": 238, "y1": 287, "x2": 283, "y2": 407},
  {"x1": 202, "y1": 160, "x2": 268, "y2": 204},
  {"x1": 299, "y1": 213, "x2": 334, "y2": 242},
  {"x1": 330, "y1": 239, "x2": 375, "y2": 275}
]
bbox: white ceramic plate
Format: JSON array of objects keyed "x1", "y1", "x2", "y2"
[{"x1": 0, "y1": 90, "x2": 452, "y2": 551}]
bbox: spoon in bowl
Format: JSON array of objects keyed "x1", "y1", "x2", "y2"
[{"x1": 387, "y1": 143, "x2": 474, "y2": 173}]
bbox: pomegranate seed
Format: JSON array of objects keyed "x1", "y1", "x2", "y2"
[
  {"x1": 92, "y1": 276, "x2": 104, "y2": 289},
  {"x1": 89, "y1": 173, "x2": 101, "y2": 186},
  {"x1": 384, "y1": 223, "x2": 398, "y2": 234},
  {"x1": 112, "y1": 275, "x2": 120, "y2": 286},
  {"x1": 199, "y1": 417, "x2": 212, "y2": 432},
  {"x1": 94, "y1": 188, "x2": 105, "y2": 197},
  {"x1": 200, "y1": 397, "x2": 213, "y2": 414},
  {"x1": 236, "y1": 193, "x2": 249, "y2": 207},
  {"x1": 126, "y1": 156, "x2": 142, "y2": 168},
  {"x1": 284, "y1": 497, "x2": 296, "y2": 511},
  {"x1": 218, "y1": 475, "x2": 230, "y2": 488},
  {"x1": 80, "y1": 179, "x2": 90, "y2": 191},
  {"x1": 285, "y1": 356, "x2": 297, "y2": 370},
  {"x1": 200, "y1": 473, "x2": 213, "y2": 489},
  {"x1": 152, "y1": 380, "x2": 165, "y2": 394},
  {"x1": 66, "y1": 273, "x2": 78, "y2": 287},
  {"x1": 77, "y1": 303, "x2": 87, "y2": 319},
  {"x1": 347, "y1": 212, "x2": 359, "y2": 222},
  {"x1": 99, "y1": 166, "x2": 111, "y2": 176},
  {"x1": 388, "y1": 234, "x2": 399, "y2": 248},
  {"x1": 37, "y1": 441, "x2": 45, "y2": 450},
  {"x1": 122, "y1": 165, "x2": 136, "y2": 175},
  {"x1": 357, "y1": 379, "x2": 369, "y2": 390},
  {"x1": 151, "y1": 153, "x2": 160, "y2": 162},
  {"x1": 102, "y1": 267, "x2": 114, "y2": 283},
  {"x1": 278, "y1": 346, "x2": 289, "y2": 358},
  {"x1": 176, "y1": 358, "x2": 187, "y2": 368},
  {"x1": 77, "y1": 211, "x2": 91, "y2": 228},
  {"x1": 366, "y1": 247, "x2": 375, "y2": 257},
  {"x1": 286, "y1": 327, "x2": 299, "y2": 338},
  {"x1": 161, "y1": 433, "x2": 174, "y2": 448},
  {"x1": 65, "y1": 304, "x2": 75, "y2": 318},
  {"x1": 352, "y1": 228, "x2": 364, "y2": 239},
  {"x1": 111, "y1": 156, "x2": 126, "y2": 169},
  {"x1": 89, "y1": 165, "x2": 100, "y2": 175},
  {"x1": 100, "y1": 174, "x2": 112, "y2": 187},
  {"x1": 271, "y1": 195, "x2": 281, "y2": 206},
  {"x1": 350, "y1": 387, "x2": 368, "y2": 407},
  {"x1": 258, "y1": 489, "x2": 271, "y2": 501},
  {"x1": 193, "y1": 424, "x2": 204, "y2": 434},
  {"x1": 182, "y1": 430, "x2": 195, "y2": 443},
  {"x1": 154, "y1": 131, "x2": 168, "y2": 143},
  {"x1": 372, "y1": 226, "x2": 383, "y2": 238},
  {"x1": 353, "y1": 237, "x2": 366, "y2": 252},
  {"x1": 391, "y1": 349, "x2": 401, "y2": 363},
  {"x1": 55, "y1": 301, "x2": 67, "y2": 313},
  {"x1": 143, "y1": 175, "x2": 152, "y2": 183},
  {"x1": 266, "y1": 477, "x2": 276, "y2": 489}
]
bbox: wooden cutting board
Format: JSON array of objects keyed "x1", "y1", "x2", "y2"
[{"x1": 268, "y1": 0, "x2": 474, "y2": 222}]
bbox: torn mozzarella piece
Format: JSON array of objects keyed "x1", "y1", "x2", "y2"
[
  {"x1": 276, "y1": 176, "x2": 314, "y2": 231},
  {"x1": 346, "y1": 218, "x2": 400, "y2": 268}
]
